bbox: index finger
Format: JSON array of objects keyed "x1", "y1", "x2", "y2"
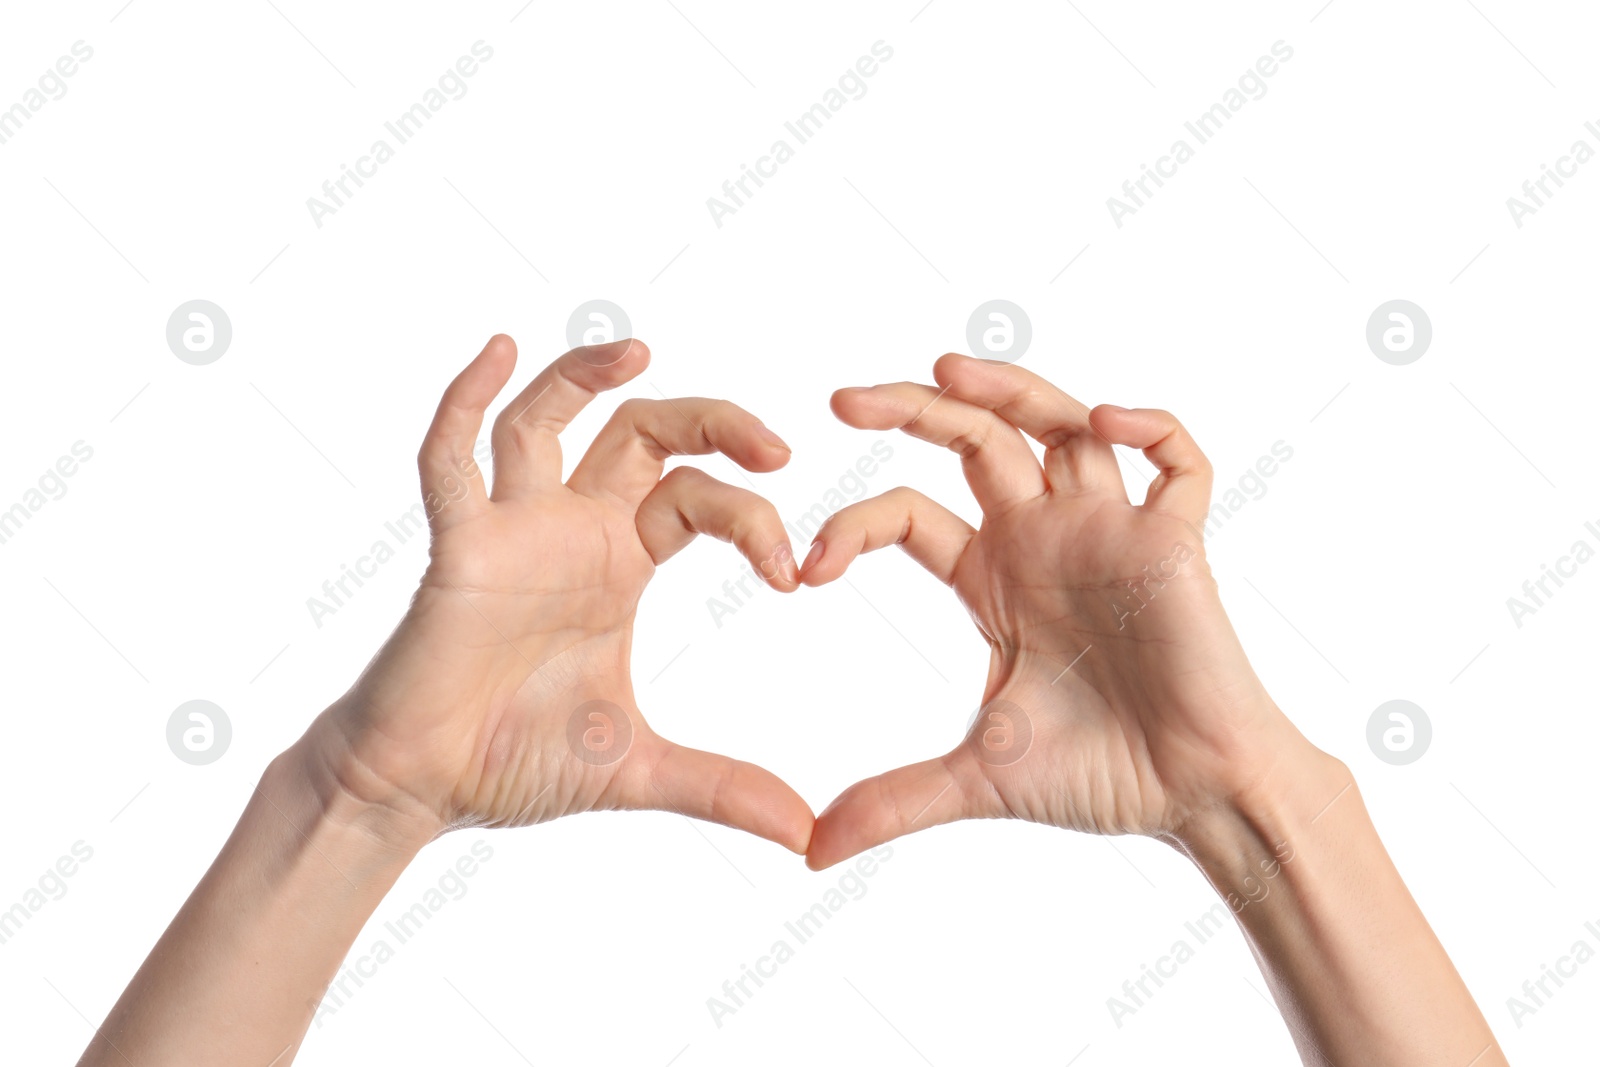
[
  {"x1": 932, "y1": 353, "x2": 1120, "y2": 492},
  {"x1": 489, "y1": 338, "x2": 650, "y2": 497}
]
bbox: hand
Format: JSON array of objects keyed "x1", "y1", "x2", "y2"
[
  {"x1": 802, "y1": 354, "x2": 1318, "y2": 868},
  {"x1": 302, "y1": 334, "x2": 813, "y2": 853}
]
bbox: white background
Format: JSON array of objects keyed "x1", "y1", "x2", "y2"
[{"x1": 1, "y1": 1, "x2": 1596, "y2": 1063}]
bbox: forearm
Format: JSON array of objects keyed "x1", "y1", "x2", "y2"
[
  {"x1": 1173, "y1": 740, "x2": 1506, "y2": 1065},
  {"x1": 80, "y1": 728, "x2": 433, "y2": 1066}
]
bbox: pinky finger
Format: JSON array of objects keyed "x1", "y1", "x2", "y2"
[{"x1": 799, "y1": 487, "x2": 975, "y2": 588}]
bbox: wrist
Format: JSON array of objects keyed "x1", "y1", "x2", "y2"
[
  {"x1": 1166, "y1": 737, "x2": 1354, "y2": 904},
  {"x1": 278, "y1": 712, "x2": 444, "y2": 862}
]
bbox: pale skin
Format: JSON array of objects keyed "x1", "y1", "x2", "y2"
[
  {"x1": 78, "y1": 340, "x2": 1504, "y2": 1066},
  {"x1": 803, "y1": 354, "x2": 1507, "y2": 1064}
]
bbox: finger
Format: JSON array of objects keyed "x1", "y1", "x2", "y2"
[
  {"x1": 418, "y1": 334, "x2": 517, "y2": 527},
  {"x1": 799, "y1": 486, "x2": 974, "y2": 587},
  {"x1": 624, "y1": 734, "x2": 815, "y2": 854},
  {"x1": 805, "y1": 745, "x2": 1002, "y2": 870},
  {"x1": 830, "y1": 382, "x2": 1046, "y2": 511},
  {"x1": 568, "y1": 397, "x2": 791, "y2": 507},
  {"x1": 488, "y1": 338, "x2": 649, "y2": 497},
  {"x1": 931, "y1": 352, "x2": 1122, "y2": 494},
  {"x1": 1088, "y1": 405, "x2": 1212, "y2": 524},
  {"x1": 636, "y1": 467, "x2": 800, "y2": 590}
]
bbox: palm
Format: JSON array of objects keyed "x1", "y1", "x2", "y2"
[
  {"x1": 324, "y1": 336, "x2": 812, "y2": 854},
  {"x1": 410, "y1": 492, "x2": 652, "y2": 828},
  {"x1": 805, "y1": 355, "x2": 1279, "y2": 869}
]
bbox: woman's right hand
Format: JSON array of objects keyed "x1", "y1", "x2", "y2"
[{"x1": 802, "y1": 353, "x2": 1328, "y2": 868}]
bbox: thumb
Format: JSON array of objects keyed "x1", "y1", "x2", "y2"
[
  {"x1": 806, "y1": 744, "x2": 1002, "y2": 871},
  {"x1": 621, "y1": 732, "x2": 815, "y2": 855}
]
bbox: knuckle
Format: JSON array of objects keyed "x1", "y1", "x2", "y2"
[
  {"x1": 749, "y1": 495, "x2": 781, "y2": 524},
  {"x1": 616, "y1": 396, "x2": 652, "y2": 422},
  {"x1": 950, "y1": 423, "x2": 992, "y2": 458},
  {"x1": 884, "y1": 485, "x2": 922, "y2": 507},
  {"x1": 660, "y1": 464, "x2": 704, "y2": 487}
]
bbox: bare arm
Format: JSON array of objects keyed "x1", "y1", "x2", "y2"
[
  {"x1": 79, "y1": 729, "x2": 430, "y2": 1064},
  {"x1": 1177, "y1": 741, "x2": 1503, "y2": 1064}
]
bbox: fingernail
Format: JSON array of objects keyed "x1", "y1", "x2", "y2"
[
  {"x1": 1100, "y1": 403, "x2": 1129, "y2": 412},
  {"x1": 781, "y1": 548, "x2": 800, "y2": 585},
  {"x1": 755, "y1": 423, "x2": 791, "y2": 452},
  {"x1": 802, "y1": 540, "x2": 825, "y2": 574}
]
